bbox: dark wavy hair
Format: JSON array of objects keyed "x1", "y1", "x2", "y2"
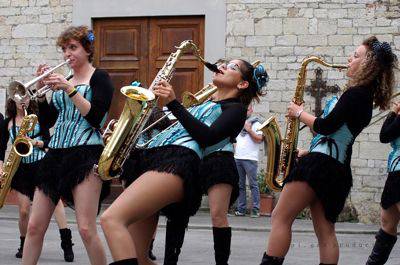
[
  {"x1": 348, "y1": 36, "x2": 398, "y2": 110},
  {"x1": 56, "y1": 25, "x2": 95, "y2": 63},
  {"x1": 238, "y1": 59, "x2": 268, "y2": 106},
  {"x1": 5, "y1": 98, "x2": 38, "y2": 118}
]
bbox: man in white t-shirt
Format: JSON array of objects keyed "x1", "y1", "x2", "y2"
[{"x1": 234, "y1": 104, "x2": 264, "y2": 218}]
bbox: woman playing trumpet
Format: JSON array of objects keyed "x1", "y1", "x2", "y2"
[
  {"x1": 260, "y1": 36, "x2": 396, "y2": 265},
  {"x1": 0, "y1": 96, "x2": 74, "y2": 261},
  {"x1": 22, "y1": 25, "x2": 114, "y2": 265}
]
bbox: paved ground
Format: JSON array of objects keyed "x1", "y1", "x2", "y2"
[{"x1": 0, "y1": 205, "x2": 399, "y2": 264}]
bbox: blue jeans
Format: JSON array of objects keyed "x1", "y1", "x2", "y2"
[{"x1": 235, "y1": 159, "x2": 260, "y2": 212}]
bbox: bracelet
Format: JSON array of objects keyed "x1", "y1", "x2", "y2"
[
  {"x1": 68, "y1": 88, "x2": 78, "y2": 98},
  {"x1": 295, "y1": 109, "x2": 304, "y2": 118}
]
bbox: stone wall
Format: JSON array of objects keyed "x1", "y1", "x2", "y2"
[
  {"x1": 226, "y1": 0, "x2": 400, "y2": 223},
  {"x1": 0, "y1": 0, "x2": 73, "y2": 112}
]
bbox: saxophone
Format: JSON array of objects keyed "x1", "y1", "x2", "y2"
[
  {"x1": 258, "y1": 56, "x2": 348, "y2": 191},
  {"x1": 0, "y1": 109, "x2": 37, "y2": 208},
  {"x1": 97, "y1": 40, "x2": 212, "y2": 180}
]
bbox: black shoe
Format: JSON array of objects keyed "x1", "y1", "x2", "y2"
[
  {"x1": 109, "y1": 258, "x2": 138, "y2": 265},
  {"x1": 60, "y1": 228, "x2": 74, "y2": 262},
  {"x1": 149, "y1": 239, "x2": 156, "y2": 261},
  {"x1": 260, "y1": 252, "x2": 284, "y2": 265},
  {"x1": 366, "y1": 229, "x2": 397, "y2": 265},
  {"x1": 15, "y1": 236, "x2": 25, "y2": 258}
]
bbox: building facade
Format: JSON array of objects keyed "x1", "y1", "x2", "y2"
[{"x1": 0, "y1": 0, "x2": 399, "y2": 223}]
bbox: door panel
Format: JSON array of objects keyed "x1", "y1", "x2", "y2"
[{"x1": 93, "y1": 16, "x2": 205, "y2": 203}]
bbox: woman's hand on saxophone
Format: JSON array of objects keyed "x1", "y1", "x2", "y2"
[
  {"x1": 297, "y1": 148, "x2": 309, "y2": 158},
  {"x1": 287, "y1": 101, "x2": 304, "y2": 119},
  {"x1": 153, "y1": 80, "x2": 176, "y2": 104}
]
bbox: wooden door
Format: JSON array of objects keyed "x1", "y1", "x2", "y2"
[
  {"x1": 148, "y1": 17, "x2": 204, "y2": 105},
  {"x1": 93, "y1": 16, "x2": 205, "y2": 203},
  {"x1": 93, "y1": 18, "x2": 149, "y2": 122},
  {"x1": 94, "y1": 16, "x2": 205, "y2": 119}
]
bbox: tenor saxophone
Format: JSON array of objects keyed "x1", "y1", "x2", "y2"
[
  {"x1": 97, "y1": 40, "x2": 212, "y2": 180},
  {"x1": 258, "y1": 56, "x2": 348, "y2": 191},
  {"x1": 0, "y1": 110, "x2": 37, "y2": 208}
]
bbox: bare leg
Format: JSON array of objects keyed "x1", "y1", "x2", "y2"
[
  {"x1": 208, "y1": 184, "x2": 232, "y2": 227},
  {"x1": 129, "y1": 214, "x2": 158, "y2": 265},
  {"x1": 366, "y1": 204, "x2": 400, "y2": 264},
  {"x1": 72, "y1": 171, "x2": 107, "y2": 265},
  {"x1": 22, "y1": 189, "x2": 55, "y2": 265},
  {"x1": 310, "y1": 199, "x2": 339, "y2": 264},
  {"x1": 16, "y1": 191, "x2": 31, "y2": 236},
  {"x1": 54, "y1": 199, "x2": 68, "y2": 229},
  {"x1": 266, "y1": 181, "x2": 316, "y2": 257},
  {"x1": 382, "y1": 204, "x2": 400, "y2": 235},
  {"x1": 100, "y1": 171, "x2": 184, "y2": 261},
  {"x1": 209, "y1": 184, "x2": 233, "y2": 264}
]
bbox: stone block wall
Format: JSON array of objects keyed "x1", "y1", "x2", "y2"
[
  {"x1": 226, "y1": 0, "x2": 400, "y2": 223},
  {"x1": 0, "y1": 0, "x2": 73, "y2": 112},
  {"x1": 1, "y1": 0, "x2": 399, "y2": 223}
]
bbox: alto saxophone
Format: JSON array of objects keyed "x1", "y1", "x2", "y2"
[
  {"x1": 97, "y1": 40, "x2": 212, "y2": 180},
  {"x1": 258, "y1": 56, "x2": 348, "y2": 191},
  {"x1": 0, "y1": 110, "x2": 37, "y2": 208}
]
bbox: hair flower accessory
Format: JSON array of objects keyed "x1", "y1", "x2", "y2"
[
  {"x1": 253, "y1": 65, "x2": 269, "y2": 91},
  {"x1": 87, "y1": 31, "x2": 95, "y2": 43}
]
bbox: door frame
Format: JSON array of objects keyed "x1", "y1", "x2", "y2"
[{"x1": 73, "y1": 0, "x2": 226, "y2": 84}]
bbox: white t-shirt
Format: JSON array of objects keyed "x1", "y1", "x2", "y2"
[{"x1": 234, "y1": 121, "x2": 263, "y2": 161}]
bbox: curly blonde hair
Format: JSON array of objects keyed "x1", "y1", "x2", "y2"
[
  {"x1": 56, "y1": 25, "x2": 95, "y2": 62},
  {"x1": 348, "y1": 36, "x2": 398, "y2": 110}
]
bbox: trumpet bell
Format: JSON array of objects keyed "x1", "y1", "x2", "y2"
[{"x1": 8, "y1": 81, "x2": 30, "y2": 103}]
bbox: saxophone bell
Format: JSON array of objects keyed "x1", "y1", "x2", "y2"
[{"x1": 13, "y1": 138, "x2": 33, "y2": 157}]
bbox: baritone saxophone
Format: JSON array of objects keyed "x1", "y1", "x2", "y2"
[{"x1": 97, "y1": 40, "x2": 218, "y2": 180}]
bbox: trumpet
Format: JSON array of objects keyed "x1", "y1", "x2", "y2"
[{"x1": 8, "y1": 59, "x2": 72, "y2": 103}]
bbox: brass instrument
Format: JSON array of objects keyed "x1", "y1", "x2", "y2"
[
  {"x1": 259, "y1": 56, "x2": 348, "y2": 191},
  {"x1": 181, "y1": 83, "x2": 217, "y2": 108},
  {"x1": 97, "y1": 40, "x2": 214, "y2": 180},
  {"x1": 0, "y1": 108, "x2": 37, "y2": 208},
  {"x1": 8, "y1": 59, "x2": 71, "y2": 102},
  {"x1": 141, "y1": 60, "x2": 262, "y2": 144},
  {"x1": 139, "y1": 83, "x2": 217, "y2": 137},
  {"x1": 367, "y1": 91, "x2": 400, "y2": 127}
]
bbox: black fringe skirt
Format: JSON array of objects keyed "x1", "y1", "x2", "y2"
[
  {"x1": 381, "y1": 170, "x2": 400, "y2": 209},
  {"x1": 36, "y1": 145, "x2": 110, "y2": 209},
  {"x1": 11, "y1": 160, "x2": 41, "y2": 200},
  {"x1": 200, "y1": 151, "x2": 239, "y2": 206},
  {"x1": 120, "y1": 145, "x2": 202, "y2": 219},
  {"x1": 284, "y1": 152, "x2": 352, "y2": 223}
]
